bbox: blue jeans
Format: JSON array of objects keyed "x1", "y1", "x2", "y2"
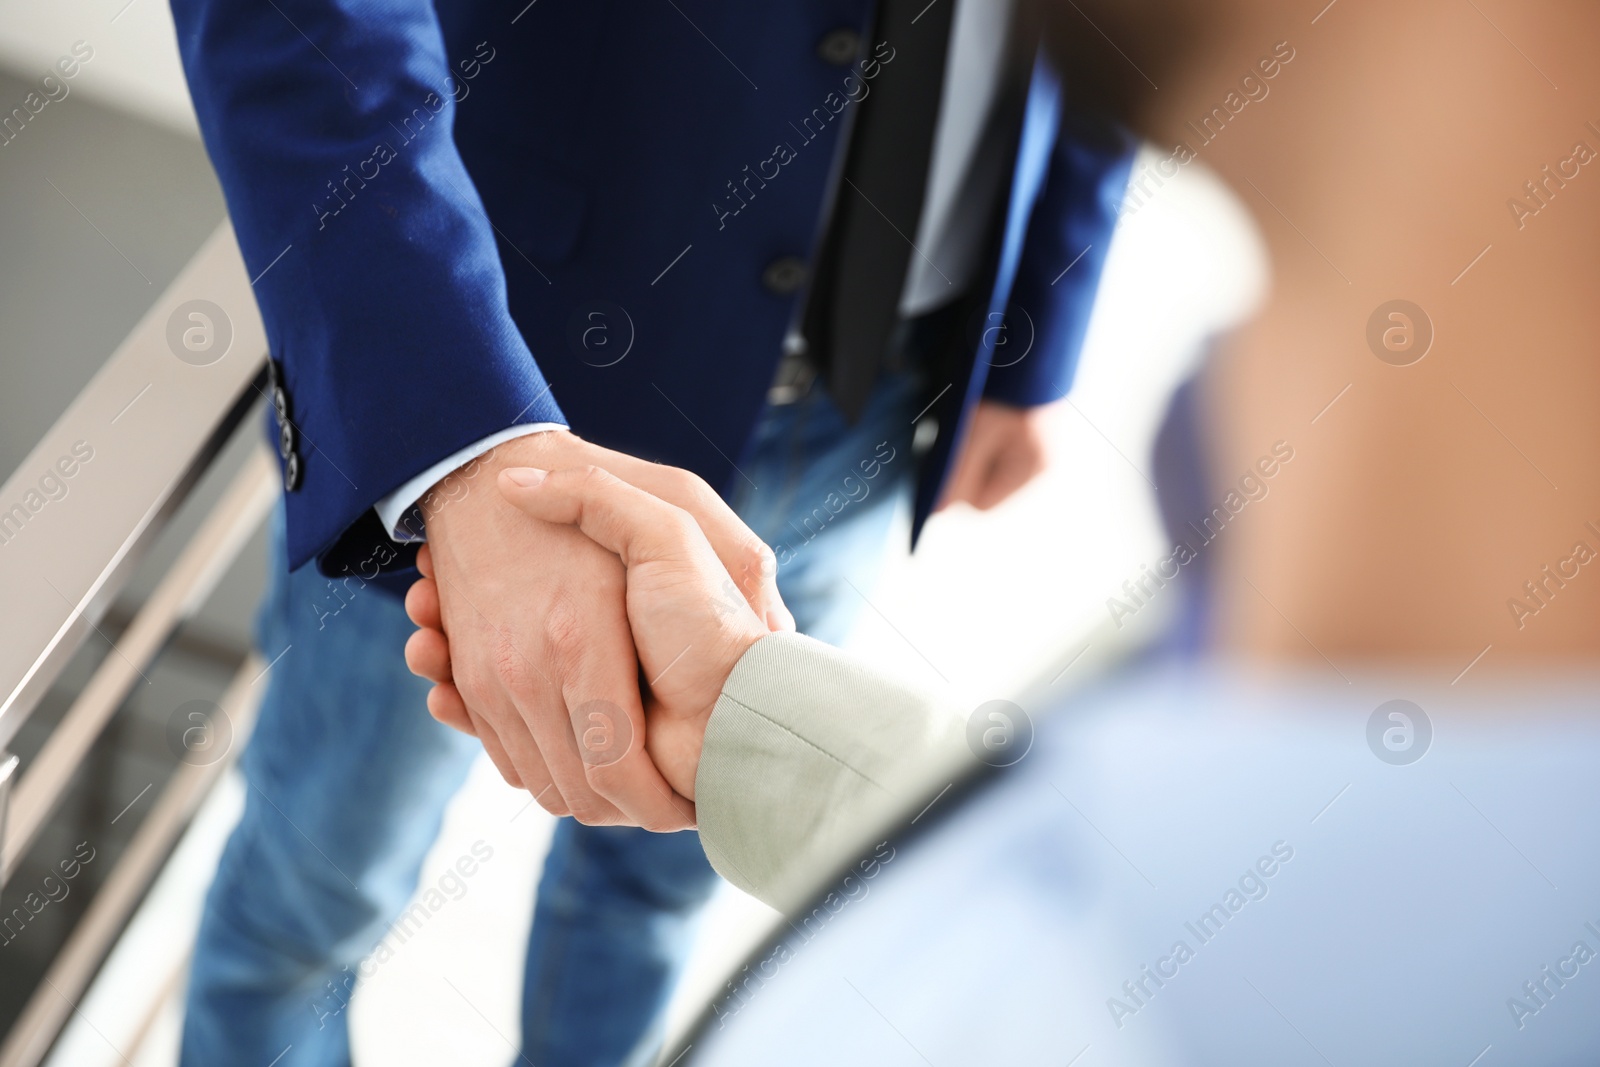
[{"x1": 181, "y1": 371, "x2": 919, "y2": 1067}]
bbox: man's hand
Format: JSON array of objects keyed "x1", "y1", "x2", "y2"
[
  {"x1": 937, "y1": 399, "x2": 1056, "y2": 512},
  {"x1": 407, "y1": 466, "x2": 772, "y2": 805},
  {"x1": 415, "y1": 430, "x2": 790, "y2": 831}
]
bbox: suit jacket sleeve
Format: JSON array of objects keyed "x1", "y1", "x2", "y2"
[
  {"x1": 694, "y1": 632, "x2": 970, "y2": 911},
  {"x1": 171, "y1": 0, "x2": 566, "y2": 575},
  {"x1": 982, "y1": 110, "x2": 1137, "y2": 408}
]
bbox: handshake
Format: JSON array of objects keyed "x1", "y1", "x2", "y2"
[{"x1": 401, "y1": 430, "x2": 793, "y2": 832}]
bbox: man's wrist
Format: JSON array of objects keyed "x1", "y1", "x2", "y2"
[
  {"x1": 653, "y1": 630, "x2": 765, "y2": 801},
  {"x1": 374, "y1": 423, "x2": 568, "y2": 541}
]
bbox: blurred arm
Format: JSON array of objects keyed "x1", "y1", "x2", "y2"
[
  {"x1": 696, "y1": 632, "x2": 968, "y2": 911},
  {"x1": 984, "y1": 93, "x2": 1137, "y2": 407}
]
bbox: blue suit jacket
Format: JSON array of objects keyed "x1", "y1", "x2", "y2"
[{"x1": 170, "y1": 0, "x2": 1134, "y2": 578}]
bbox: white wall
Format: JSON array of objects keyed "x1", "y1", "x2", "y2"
[{"x1": 0, "y1": 0, "x2": 197, "y2": 134}]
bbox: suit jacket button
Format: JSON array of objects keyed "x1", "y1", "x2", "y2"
[
  {"x1": 816, "y1": 28, "x2": 861, "y2": 66},
  {"x1": 278, "y1": 419, "x2": 296, "y2": 459},
  {"x1": 762, "y1": 257, "x2": 808, "y2": 296},
  {"x1": 283, "y1": 450, "x2": 302, "y2": 491},
  {"x1": 272, "y1": 386, "x2": 290, "y2": 422}
]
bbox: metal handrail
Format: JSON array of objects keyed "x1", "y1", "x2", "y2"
[
  {"x1": 0, "y1": 654, "x2": 266, "y2": 1067},
  {"x1": 0, "y1": 448, "x2": 277, "y2": 875},
  {"x1": 0, "y1": 222, "x2": 274, "y2": 1067},
  {"x1": 0, "y1": 754, "x2": 17, "y2": 885},
  {"x1": 0, "y1": 222, "x2": 267, "y2": 751}
]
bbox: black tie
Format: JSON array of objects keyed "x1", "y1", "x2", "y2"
[{"x1": 804, "y1": 0, "x2": 955, "y2": 424}]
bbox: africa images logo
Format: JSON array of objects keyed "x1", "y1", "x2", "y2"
[{"x1": 1365, "y1": 699, "x2": 1431, "y2": 766}]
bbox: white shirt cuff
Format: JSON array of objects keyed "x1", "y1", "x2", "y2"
[{"x1": 373, "y1": 423, "x2": 565, "y2": 542}]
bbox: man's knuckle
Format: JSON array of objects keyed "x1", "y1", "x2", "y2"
[
  {"x1": 664, "y1": 467, "x2": 713, "y2": 509},
  {"x1": 663, "y1": 466, "x2": 697, "y2": 493},
  {"x1": 576, "y1": 464, "x2": 612, "y2": 492},
  {"x1": 488, "y1": 634, "x2": 534, "y2": 696},
  {"x1": 747, "y1": 539, "x2": 778, "y2": 582},
  {"x1": 731, "y1": 537, "x2": 777, "y2": 598},
  {"x1": 543, "y1": 596, "x2": 585, "y2": 669},
  {"x1": 660, "y1": 505, "x2": 696, "y2": 541}
]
